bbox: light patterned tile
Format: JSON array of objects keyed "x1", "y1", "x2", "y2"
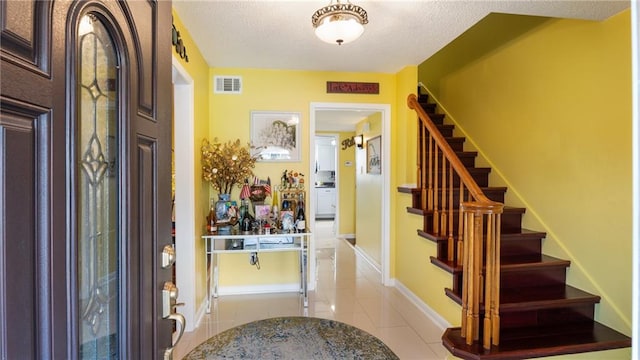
[
  {"x1": 377, "y1": 326, "x2": 438, "y2": 360},
  {"x1": 175, "y1": 221, "x2": 450, "y2": 359}
]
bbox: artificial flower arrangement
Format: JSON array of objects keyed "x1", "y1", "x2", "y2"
[{"x1": 201, "y1": 138, "x2": 257, "y2": 195}]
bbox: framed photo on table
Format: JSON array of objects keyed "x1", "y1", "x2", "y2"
[
  {"x1": 366, "y1": 135, "x2": 381, "y2": 174},
  {"x1": 255, "y1": 204, "x2": 271, "y2": 220},
  {"x1": 251, "y1": 111, "x2": 301, "y2": 162}
]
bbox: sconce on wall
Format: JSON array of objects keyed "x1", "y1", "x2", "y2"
[{"x1": 354, "y1": 134, "x2": 363, "y2": 149}]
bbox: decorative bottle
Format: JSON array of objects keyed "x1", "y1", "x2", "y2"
[
  {"x1": 240, "y1": 199, "x2": 253, "y2": 233},
  {"x1": 207, "y1": 198, "x2": 217, "y2": 234},
  {"x1": 296, "y1": 200, "x2": 306, "y2": 233}
]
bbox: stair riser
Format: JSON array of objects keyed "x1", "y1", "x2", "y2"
[
  {"x1": 411, "y1": 189, "x2": 505, "y2": 210},
  {"x1": 419, "y1": 102, "x2": 436, "y2": 113},
  {"x1": 445, "y1": 289, "x2": 596, "y2": 330},
  {"x1": 450, "y1": 267, "x2": 566, "y2": 296},
  {"x1": 446, "y1": 139, "x2": 464, "y2": 151},
  {"x1": 437, "y1": 126, "x2": 454, "y2": 138},
  {"x1": 501, "y1": 305, "x2": 596, "y2": 330},
  {"x1": 423, "y1": 211, "x2": 523, "y2": 235},
  {"x1": 422, "y1": 148, "x2": 477, "y2": 167},
  {"x1": 423, "y1": 171, "x2": 490, "y2": 187},
  {"x1": 501, "y1": 238, "x2": 542, "y2": 257},
  {"x1": 422, "y1": 113, "x2": 445, "y2": 125},
  {"x1": 420, "y1": 175, "x2": 490, "y2": 188},
  {"x1": 430, "y1": 235, "x2": 543, "y2": 262},
  {"x1": 458, "y1": 155, "x2": 476, "y2": 167},
  {"x1": 501, "y1": 268, "x2": 567, "y2": 289},
  {"x1": 433, "y1": 189, "x2": 506, "y2": 205},
  {"x1": 444, "y1": 289, "x2": 597, "y2": 327}
]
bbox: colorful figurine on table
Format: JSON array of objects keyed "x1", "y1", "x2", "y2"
[{"x1": 281, "y1": 170, "x2": 305, "y2": 189}]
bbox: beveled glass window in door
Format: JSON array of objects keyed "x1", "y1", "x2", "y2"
[{"x1": 77, "y1": 13, "x2": 119, "y2": 358}]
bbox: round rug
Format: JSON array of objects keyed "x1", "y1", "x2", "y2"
[{"x1": 183, "y1": 316, "x2": 399, "y2": 359}]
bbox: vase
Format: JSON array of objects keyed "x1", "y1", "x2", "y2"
[{"x1": 215, "y1": 193, "x2": 231, "y2": 222}]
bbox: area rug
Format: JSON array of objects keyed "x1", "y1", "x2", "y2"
[{"x1": 183, "y1": 316, "x2": 399, "y2": 359}]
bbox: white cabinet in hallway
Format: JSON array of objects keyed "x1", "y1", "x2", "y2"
[
  {"x1": 316, "y1": 187, "x2": 336, "y2": 219},
  {"x1": 315, "y1": 136, "x2": 336, "y2": 172}
]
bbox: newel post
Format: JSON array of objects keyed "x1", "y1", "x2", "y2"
[{"x1": 460, "y1": 201, "x2": 503, "y2": 349}]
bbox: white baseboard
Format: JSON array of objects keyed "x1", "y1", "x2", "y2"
[
  {"x1": 182, "y1": 296, "x2": 208, "y2": 333},
  {"x1": 394, "y1": 280, "x2": 451, "y2": 331},
  {"x1": 353, "y1": 245, "x2": 382, "y2": 272},
  {"x1": 218, "y1": 283, "x2": 300, "y2": 296},
  {"x1": 337, "y1": 233, "x2": 355, "y2": 239}
]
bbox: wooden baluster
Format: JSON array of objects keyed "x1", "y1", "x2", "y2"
[
  {"x1": 483, "y1": 213, "x2": 495, "y2": 350},
  {"x1": 473, "y1": 212, "x2": 483, "y2": 341},
  {"x1": 460, "y1": 210, "x2": 471, "y2": 340},
  {"x1": 433, "y1": 143, "x2": 439, "y2": 235},
  {"x1": 417, "y1": 121, "x2": 423, "y2": 205},
  {"x1": 447, "y1": 161, "x2": 454, "y2": 262},
  {"x1": 421, "y1": 125, "x2": 428, "y2": 210},
  {"x1": 466, "y1": 210, "x2": 476, "y2": 342},
  {"x1": 492, "y1": 214, "x2": 501, "y2": 346},
  {"x1": 427, "y1": 133, "x2": 433, "y2": 211},
  {"x1": 441, "y1": 151, "x2": 447, "y2": 236},
  {"x1": 457, "y1": 183, "x2": 464, "y2": 266}
]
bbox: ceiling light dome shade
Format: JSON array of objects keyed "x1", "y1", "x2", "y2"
[{"x1": 312, "y1": 1, "x2": 368, "y2": 45}]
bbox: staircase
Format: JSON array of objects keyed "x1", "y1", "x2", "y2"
[{"x1": 404, "y1": 91, "x2": 631, "y2": 359}]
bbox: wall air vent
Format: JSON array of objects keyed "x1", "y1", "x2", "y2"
[{"x1": 214, "y1": 76, "x2": 242, "y2": 94}]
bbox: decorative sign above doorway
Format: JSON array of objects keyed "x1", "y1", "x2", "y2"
[
  {"x1": 326, "y1": 81, "x2": 379, "y2": 94},
  {"x1": 172, "y1": 19, "x2": 189, "y2": 62}
]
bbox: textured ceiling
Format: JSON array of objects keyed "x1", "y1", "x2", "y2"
[
  {"x1": 172, "y1": 0, "x2": 629, "y2": 74},
  {"x1": 172, "y1": 1, "x2": 628, "y2": 130}
]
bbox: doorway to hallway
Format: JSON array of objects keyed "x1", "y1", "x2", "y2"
[{"x1": 309, "y1": 102, "x2": 392, "y2": 286}]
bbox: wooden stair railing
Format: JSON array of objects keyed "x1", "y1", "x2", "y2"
[{"x1": 407, "y1": 93, "x2": 504, "y2": 349}]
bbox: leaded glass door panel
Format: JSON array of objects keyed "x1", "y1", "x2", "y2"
[{"x1": 77, "y1": 13, "x2": 119, "y2": 357}]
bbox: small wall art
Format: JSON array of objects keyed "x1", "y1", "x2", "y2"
[
  {"x1": 366, "y1": 135, "x2": 381, "y2": 174},
  {"x1": 251, "y1": 111, "x2": 301, "y2": 162}
]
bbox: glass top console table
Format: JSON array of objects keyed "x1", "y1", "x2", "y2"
[{"x1": 202, "y1": 230, "x2": 311, "y2": 313}]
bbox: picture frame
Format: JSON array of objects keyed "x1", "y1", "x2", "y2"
[
  {"x1": 280, "y1": 210, "x2": 295, "y2": 231},
  {"x1": 254, "y1": 204, "x2": 271, "y2": 220},
  {"x1": 251, "y1": 111, "x2": 301, "y2": 162},
  {"x1": 366, "y1": 135, "x2": 381, "y2": 174}
]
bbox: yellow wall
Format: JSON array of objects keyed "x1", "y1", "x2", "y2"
[
  {"x1": 395, "y1": 66, "x2": 419, "y2": 185},
  {"x1": 337, "y1": 132, "x2": 357, "y2": 235},
  {"x1": 355, "y1": 114, "x2": 383, "y2": 264},
  {"x1": 171, "y1": 11, "x2": 211, "y2": 312},
  {"x1": 209, "y1": 68, "x2": 397, "y2": 287},
  {"x1": 418, "y1": 10, "x2": 632, "y2": 337}
]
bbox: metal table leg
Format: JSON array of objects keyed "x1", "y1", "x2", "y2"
[{"x1": 206, "y1": 238, "x2": 212, "y2": 313}]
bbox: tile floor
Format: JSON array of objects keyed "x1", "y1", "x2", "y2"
[{"x1": 174, "y1": 221, "x2": 450, "y2": 359}]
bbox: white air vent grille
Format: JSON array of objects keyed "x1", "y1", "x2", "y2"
[{"x1": 214, "y1": 76, "x2": 242, "y2": 94}]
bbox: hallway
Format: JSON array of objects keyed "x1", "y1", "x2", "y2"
[{"x1": 174, "y1": 221, "x2": 449, "y2": 359}]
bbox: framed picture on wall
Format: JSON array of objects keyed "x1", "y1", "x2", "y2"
[
  {"x1": 367, "y1": 135, "x2": 381, "y2": 174},
  {"x1": 251, "y1": 111, "x2": 301, "y2": 161}
]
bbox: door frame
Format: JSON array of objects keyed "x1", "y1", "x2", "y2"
[
  {"x1": 171, "y1": 56, "x2": 197, "y2": 331},
  {"x1": 309, "y1": 102, "x2": 392, "y2": 286}
]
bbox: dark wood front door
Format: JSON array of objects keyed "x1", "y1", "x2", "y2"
[{"x1": 0, "y1": 1, "x2": 174, "y2": 358}]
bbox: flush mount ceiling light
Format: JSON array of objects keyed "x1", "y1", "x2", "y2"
[{"x1": 311, "y1": 0, "x2": 368, "y2": 46}]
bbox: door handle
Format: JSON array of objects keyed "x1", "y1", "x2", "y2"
[
  {"x1": 162, "y1": 281, "x2": 179, "y2": 317},
  {"x1": 163, "y1": 313, "x2": 185, "y2": 360},
  {"x1": 162, "y1": 281, "x2": 186, "y2": 360}
]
